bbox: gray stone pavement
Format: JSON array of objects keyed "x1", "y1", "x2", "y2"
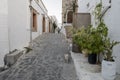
[{"x1": 0, "y1": 33, "x2": 78, "y2": 80}]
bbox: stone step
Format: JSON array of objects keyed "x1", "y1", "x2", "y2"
[{"x1": 4, "y1": 50, "x2": 23, "y2": 67}]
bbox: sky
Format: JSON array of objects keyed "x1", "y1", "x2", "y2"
[{"x1": 42, "y1": 0, "x2": 62, "y2": 23}]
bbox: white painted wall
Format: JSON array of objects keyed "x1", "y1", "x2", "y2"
[
  {"x1": 31, "y1": 0, "x2": 48, "y2": 34},
  {"x1": 78, "y1": 0, "x2": 100, "y2": 26},
  {"x1": 0, "y1": 0, "x2": 49, "y2": 67},
  {"x1": 31, "y1": 0, "x2": 42, "y2": 39},
  {"x1": 0, "y1": 0, "x2": 9, "y2": 66},
  {"x1": 8, "y1": 0, "x2": 30, "y2": 51},
  {"x1": 78, "y1": 0, "x2": 120, "y2": 74},
  {"x1": 102, "y1": 0, "x2": 120, "y2": 74},
  {"x1": 78, "y1": 0, "x2": 90, "y2": 13},
  {"x1": 8, "y1": 0, "x2": 48, "y2": 51},
  {"x1": 45, "y1": 17, "x2": 49, "y2": 33}
]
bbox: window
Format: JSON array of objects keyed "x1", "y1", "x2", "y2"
[{"x1": 32, "y1": 12, "x2": 37, "y2": 32}]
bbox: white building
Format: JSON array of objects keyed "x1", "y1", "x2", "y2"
[
  {"x1": 0, "y1": 0, "x2": 9, "y2": 67},
  {"x1": 0, "y1": 0, "x2": 50, "y2": 66},
  {"x1": 50, "y1": 16, "x2": 58, "y2": 32},
  {"x1": 78, "y1": 0, "x2": 120, "y2": 74}
]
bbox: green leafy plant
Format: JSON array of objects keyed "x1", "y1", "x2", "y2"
[
  {"x1": 72, "y1": 27, "x2": 85, "y2": 49},
  {"x1": 93, "y1": 0, "x2": 103, "y2": 24},
  {"x1": 103, "y1": 38, "x2": 120, "y2": 61},
  {"x1": 72, "y1": 1, "x2": 120, "y2": 60},
  {"x1": 94, "y1": 1, "x2": 120, "y2": 61},
  {"x1": 94, "y1": 1, "x2": 102, "y2": 20},
  {"x1": 72, "y1": 23, "x2": 108, "y2": 55},
  {"x1": 85, "y1": 1, "x2": 108, "y2": 55},
  {"x1": 72, "y1": 26, "x2": 90, "y2": 53},
  {"x1": 84, "y1": 25, "x2": 107, "y2": 54}
]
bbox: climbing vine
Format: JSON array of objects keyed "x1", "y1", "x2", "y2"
[{"x1": 93, "y1": 1, "x2": 103, "y2": 27}]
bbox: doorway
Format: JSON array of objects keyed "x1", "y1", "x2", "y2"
[{"x1": 42, "y1": 16, "x2": 46, "y2": 32}]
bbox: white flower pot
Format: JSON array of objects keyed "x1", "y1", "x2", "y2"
[{"x1": 102, "y1": 60, "x2": 116, "y2": 80}]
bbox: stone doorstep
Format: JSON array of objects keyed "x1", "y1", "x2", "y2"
[
  {"x1": 70, "y1": 51, "x2": 104, "y2": 80},
  {"x1": 5, "y1": 50, "x2": 23, "y2": 66}
]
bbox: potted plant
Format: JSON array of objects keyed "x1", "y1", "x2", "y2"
[
  {"x1": 78, "y1": 22, "x2": 108, "y2": 64},
  {"x1": 93, "y1": 1, "x2": 120, "y2": 79},
  {"x1": 80, "y1": 26, "x2": 93, "y2": 57},
  {"x1": 72, "y1": 27, "x2": 86, "y2": 53},
  {"x1": 102, "y1": 38, "x2": 120, "y2": 80},
  {"x1": 72, "y1": 28, "x2": 82, "y2": 53},
  {"x1": 86, "y1": 26, "x2": 106, "y2": 64},
  {"x1": 72, "y1": 26, "x2": 91, "y2": 55},
  {"x1": 86, "y1": 0, "x2": 108, "y2": 64}
]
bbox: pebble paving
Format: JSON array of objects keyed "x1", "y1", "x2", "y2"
[{"x1": 0, "y1": 33, "x2": 78, "y2": 80}]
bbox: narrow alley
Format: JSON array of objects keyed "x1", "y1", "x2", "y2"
[{"x1": 0, "y1": 33, "x2": 78, "y2": 80}]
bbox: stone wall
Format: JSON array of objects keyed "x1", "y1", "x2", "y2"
[{"x1": 62, "y1": 0, "x2": 77, "y2": 23}]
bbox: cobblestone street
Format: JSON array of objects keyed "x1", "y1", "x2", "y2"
[{"x1": 0, "y1": 33, "x2": 78, "y2": 80}]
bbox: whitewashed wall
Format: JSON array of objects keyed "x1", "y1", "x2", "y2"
[
  {"x1": 78, "y1": 0, "x2": 99, "y2": 26},
  {"x1": 8, "y1": 0, "x2": 30, "y2": 51},
  {"x1": 78, "y1": 0, "x2": 90, "y2": 13},
  {"x1": 78, "y1": 0, "x2": 120, "y2": 74},
  {"x1": 102, "y1": 0, "x2": 120, "y2": 74},
  {"x1": 0, "y1": 0, "x2": 48, "y2": 66},
  {"x1": 45, "y1": 17, "x2": 49, "y2": 33},
  {"x1": 31, "y1": 0, "x2": 42, "y2": 39},
  {"x1": 8, "y1": 0, "x2": 48, "y2": 50},
  {"x1": 31, "y1": 0, "x2": 48, "y2": 35},
  {"x1": 0, "y1": 0, "x2": 9, "y2": 66}
]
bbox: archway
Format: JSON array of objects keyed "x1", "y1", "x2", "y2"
[{"x1": 67, "y1": 11, "x2": 73, "y2": 23}]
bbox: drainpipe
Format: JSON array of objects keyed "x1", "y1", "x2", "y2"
[
  {"x1": 29, "y1": 0, "x2": 33, "y2": 47},
  {"x1": 7, "y1": 1, "x2": 11, "y2": 53},
  {"x1": 8, "y1": 20, "x2": 11, "y2": 53}
]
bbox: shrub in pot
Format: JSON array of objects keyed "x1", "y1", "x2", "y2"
[
  {"x1": 72, "y1": 42, "x2": 81, "y2": 53},
  {"x1": 85, "y1": 24, "x2": 107, "y2": 64},
  {"x1": 72, "y1": 28, "x2": 81, "y2": 53},
  {"x1": 72, "y1": 27, "x2": 86, "y2": 53},
  {"x1": 92, "y1": 1, "x2": 120, "y2": 79},
  {"x1": 86, "y1": 0, "x2": 108, "y2": 64},
  {"x1": 86, "y1": 33, "x2": 104, "y2": 64},
  {"x1": 78, "y1": 26, "x2": 92, "y2": 57},
  {"x1": 102, "y1": 38, "x2": 120, "y2": 80}
]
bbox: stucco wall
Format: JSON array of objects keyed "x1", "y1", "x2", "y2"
[{"x1": 0, "y1": 0, "x2": 9, "y2": 66}]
